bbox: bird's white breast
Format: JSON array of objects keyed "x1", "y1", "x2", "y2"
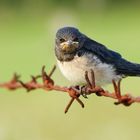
[{"x1": 57, "y1": 54, "x2": 121, "y2": 86}]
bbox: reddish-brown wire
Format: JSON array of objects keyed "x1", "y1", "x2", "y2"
[{"x1": 0, "y1": 66, "x2": 140, "y2": 113}]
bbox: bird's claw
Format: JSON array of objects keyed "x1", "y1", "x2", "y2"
[
  {"x1": 114, "y1": 94, "x2": 133, "y2": 106},
  {"x1": 79, "y1": 85, "x2": 88, "y2": 98},
  {"x1": 112, "y1": 79, "x2": 133, "y2": 106},
  {"x1": 70, "y1": 85, "x2": 88, "y2": 99},
  {"x1": 81, "y1": 93, "x2": 88, "y2": 98}
]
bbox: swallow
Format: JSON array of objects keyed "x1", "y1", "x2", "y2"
[{"x1": 55, "y1": 27, "x2": 140, "y2": 86}]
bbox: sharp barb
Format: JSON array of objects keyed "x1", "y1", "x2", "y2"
[
  {"x1": 18, "y1": 80, "x2": 29, "y2": 91},
  {"x1": 31, "y1": 75, "x2": 36, "y2": 83},
  {"x1": 12, "y1": 73, "x2": 20, "y2": 82},
  {"x1": 75, "y1": 98, "x2": 85, "y2": 108},
  {"x1": 42, "y1": 65, "x2": 46, "y2": 73},
  {"x1": 49, "y1": 65, "x2": 56, "y2": 77},
  {"x1": 64, "y1": 98, "x2": 75, "y2": 114},
  {"x1": 41, "y1": 66, "x2": 48, "y2": 82},
  {"x1": 35, "y1": 75, "x2": 42, "y2": 79}
]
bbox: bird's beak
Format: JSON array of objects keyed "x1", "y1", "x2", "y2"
[{"x1": 60, "y1": 40, "x2": 79, "y2": 52}]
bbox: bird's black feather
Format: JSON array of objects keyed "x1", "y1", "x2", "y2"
[
  {"x1": 81, "y1": 37, "x2": 140, "y2": 76},
  {"x1": 81, "y1": 37, "x2": 122, "y2": 64},
  {"x1": 116, "y1": 58, "x2": 140, "y2": 76}
]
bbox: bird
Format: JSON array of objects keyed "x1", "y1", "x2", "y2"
[{"x1": 55, "y1": 27, "x2": 140, "y2": 87}]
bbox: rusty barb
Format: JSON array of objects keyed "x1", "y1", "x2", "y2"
[{"x1": 0, "y1": 65, "x2": 140, "y2": 113}]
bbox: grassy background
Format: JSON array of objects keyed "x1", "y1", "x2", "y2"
[{"x1": 0, "y1": 1, "x2": 140, "y2": 140}]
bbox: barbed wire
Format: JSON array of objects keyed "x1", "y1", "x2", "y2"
[{"x1": 0, "y1": 65, "x2": 140, "y2": 113}]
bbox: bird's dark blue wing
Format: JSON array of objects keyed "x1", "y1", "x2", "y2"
[
  {"x1": 81, "y1": 37, "x2": 122, "y2": 64},
  {"x1": 80, "y1": 37, "x2": 140, "y2": 76}
]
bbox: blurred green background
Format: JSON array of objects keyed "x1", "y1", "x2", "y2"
[{"x1": 0, "y1": 0, "x2": 140, "y2": 140}]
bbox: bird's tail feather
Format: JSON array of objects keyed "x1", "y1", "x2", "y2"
[{"x1": 116, "y1": 59, "x2": 140, "y2": 77}]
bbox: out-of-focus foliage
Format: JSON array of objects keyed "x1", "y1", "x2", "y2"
[{"x1": 0, "y1": 0, "x2": 140, "y2": 10}]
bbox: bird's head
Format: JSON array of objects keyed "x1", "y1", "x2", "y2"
[{"x1": 55, "y1": 27, "x2": 84, "y2": 53}]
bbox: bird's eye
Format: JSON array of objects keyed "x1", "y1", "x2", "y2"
[
  {"x1": 73, "y1": 37, "x2": 79, "y2": 42},
  {"x1": 59, "y1": 38, "x2": 65, "y2": 43}
]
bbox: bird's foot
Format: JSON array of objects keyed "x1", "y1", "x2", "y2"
[
  {"x1": 114, "y1": 94, "x2": 133, "y2": 106},
  {"x1": 112, "y1": 79, "x2": 133, "y2": 106},
  {"x1": 79, "y1": 69, "x2": 104, "y2": 97},
  {"x1": 69, "y1": 85, "x2": 88, "y2": 98},
  {"x1": 69, "y1": 69, "x2": 104, "y2": 99}
]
